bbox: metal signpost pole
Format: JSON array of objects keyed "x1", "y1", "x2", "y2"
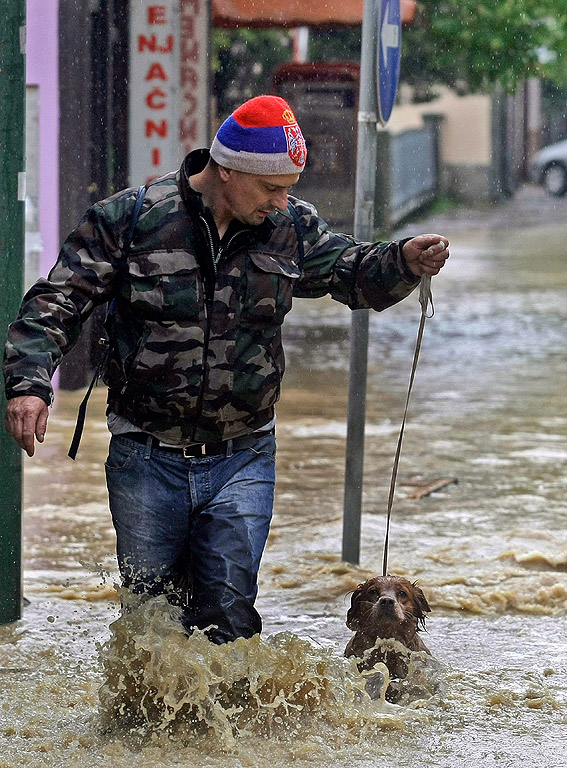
[
  {"x1": 0, "y1": 0, "x2": 26, "y2": 624},
  {"x1": 342, "y1": 0, "x2": 401, "y2": 564},
  {"x1": 341, "y1": 0, "x2": 379, "y2": 565}
]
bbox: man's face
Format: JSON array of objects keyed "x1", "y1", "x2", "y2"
[{"x1": 221, "y1": 169, "x2": 301, "y2": 226}]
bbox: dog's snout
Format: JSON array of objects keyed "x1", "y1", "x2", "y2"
[{"x1": 378, "y1": 595, "x2": 395, "y2": 606}]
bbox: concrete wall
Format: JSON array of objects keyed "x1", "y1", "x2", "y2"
[
  {"x1": 389, "y1": 88, "x2": 518, "y2": 203},
  {"x1": 426, "y1": 91, "x2": 495, "y2": 202}
]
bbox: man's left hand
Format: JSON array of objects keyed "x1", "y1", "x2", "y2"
[{"x1": 402, "y1": 234, "x2": 450, "y2": 277}]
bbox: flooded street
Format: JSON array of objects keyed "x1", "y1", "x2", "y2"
[{"x1": 1, "y1": 184, "x2": 567, "y2": 766}]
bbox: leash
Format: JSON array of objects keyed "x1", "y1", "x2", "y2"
[{"x1": 382, "y1": 274, "x2": 434, "y2": 577}]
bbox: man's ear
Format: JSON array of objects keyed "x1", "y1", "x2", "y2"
[{"x1": 218, "y1": 165, "x2": 232, "y2": 182}]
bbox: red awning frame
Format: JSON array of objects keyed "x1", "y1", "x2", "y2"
[{"x1": 212, "y1": 0, "x2": 416, "y2": 29}]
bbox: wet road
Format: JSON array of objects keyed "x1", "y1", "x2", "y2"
[{"x1": 1, "y1": 184, "x2": 566, "y2": 767}]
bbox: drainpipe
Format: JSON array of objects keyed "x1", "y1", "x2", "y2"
[{"x1": 0, "y1": 0, "x2": 26, "y2": 624}]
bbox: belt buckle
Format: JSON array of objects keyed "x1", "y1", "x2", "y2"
[{"x1": 183, "y1": 443, "x2": 206, "y2": 458}]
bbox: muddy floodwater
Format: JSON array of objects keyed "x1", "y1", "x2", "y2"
[{"x1": 1, "y1": 186, "x2": 566, "y2": 767}]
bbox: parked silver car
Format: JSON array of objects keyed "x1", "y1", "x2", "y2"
[{"x1": 531, "y1": 139, "x2": 567, "y2": 196}]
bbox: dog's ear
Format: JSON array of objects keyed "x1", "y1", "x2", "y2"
[
  {"x1": 346, "y1": 584, "x2": 364, "y2": 630},
  {"x1": 411, "y1": 583, "x2": 431, "y2": 614},
  {"x1": 411, "y1": 581, "x2": 431, "y2": 630}
]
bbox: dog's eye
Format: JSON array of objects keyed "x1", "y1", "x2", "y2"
[
  {"x1": 367, "y1": 588, "x2": 379, "y2": 598},
  {"x1": 397, "y1": 590, "x2": 408, "y2": 599}
]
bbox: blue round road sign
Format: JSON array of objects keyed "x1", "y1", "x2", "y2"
[{"x1": 376, "y1": 0, "x2": 401, "y2": 125}]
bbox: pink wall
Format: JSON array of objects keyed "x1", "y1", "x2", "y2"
[
  {"x1": 26, "y1": 0, "x2": 59, "y2": 387},
  {"x1": 26, "y1": 0, "x2": 59, "y2": 281}
]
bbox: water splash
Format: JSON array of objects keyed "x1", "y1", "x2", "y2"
[{"x1": 98, "y1": 594, "x2": 433, "y2": 753}]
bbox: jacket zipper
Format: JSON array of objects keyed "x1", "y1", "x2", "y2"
[
  {"x1": 221, "y1": 230, "x2": 247, "y2": 258},
  {"x1": 190, "y1": 215, "x2": 215, "y2": 440},
  {"x1": 199, "y1": 216, "x2": 246, "y2": 274},
  {"x1": 199, "y1": 215, "x2": 218, "y2": 283},
  {"x1": 193, "y1": 217, "x2": 250, "y2": 440}
]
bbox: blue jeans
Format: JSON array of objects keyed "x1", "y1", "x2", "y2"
[{"x1": 105, "y1": 432, "x2": 276, "y2": 643}]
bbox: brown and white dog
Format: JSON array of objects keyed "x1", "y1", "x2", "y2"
[{"x1": 344, "y1": 575, "x2": 431, "y2": 682}]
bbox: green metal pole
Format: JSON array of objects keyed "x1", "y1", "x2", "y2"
[{"x1": 0, "y1": 0, "x2": 26, "y2": 624}]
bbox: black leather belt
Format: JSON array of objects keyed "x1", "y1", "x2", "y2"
[{"x1": 121, "y1": 430, "x2": 272, "y2": 458}]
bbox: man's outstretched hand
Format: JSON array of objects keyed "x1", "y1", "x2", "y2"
[{"x1": 402, "y1": 234, "x2": 450, "y2": 277}]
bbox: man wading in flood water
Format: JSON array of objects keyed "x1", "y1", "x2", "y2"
[{"x1": 3, "y1": 95, "x2": 450, "y2": 644}]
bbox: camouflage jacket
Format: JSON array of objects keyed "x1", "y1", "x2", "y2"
[{"x1": 4, "y1": 150, "x2": 420, "y2": 443}]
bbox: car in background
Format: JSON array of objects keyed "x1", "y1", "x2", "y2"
[{"x1": 531, "y1": 139, "x2": 567, "y2": 196}]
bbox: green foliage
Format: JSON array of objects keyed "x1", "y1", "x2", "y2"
[
  {"x1": 212, "y1": 28, "x2": 293, "y2": 117},
  {"x1": 401, "y1": 0, "x2": 567, "y2": 96},
  {"x1": 308, "y1": 27, "x2": 361, "y2": 63},
  {"x1": 304, "y1": 1, "x2": 567, "y2": 97}
]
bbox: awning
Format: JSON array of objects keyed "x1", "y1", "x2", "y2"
[{"x1": 212, "y1": 0, "x2": 417, "y2": 29}]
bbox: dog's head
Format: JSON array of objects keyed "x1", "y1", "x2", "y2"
[{"x1": 346, "y1": 576, "x2": 431, "y2": 634}]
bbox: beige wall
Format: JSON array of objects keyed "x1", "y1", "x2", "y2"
[{"x1": 388, "y1": 89, "x2": 493, "y2": 166}]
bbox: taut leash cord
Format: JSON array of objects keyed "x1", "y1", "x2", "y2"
[{"x1": 382, "y1": 274, "x2": 434, "y2": 577}]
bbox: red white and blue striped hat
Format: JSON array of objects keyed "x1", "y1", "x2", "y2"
[{"x1": 210, "y1": 95, "x2": 307, "y2": 175}]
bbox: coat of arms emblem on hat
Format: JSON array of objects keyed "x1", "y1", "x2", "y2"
[{"x1": 284, "y1": 123, "x2": 307, "y2": 168}]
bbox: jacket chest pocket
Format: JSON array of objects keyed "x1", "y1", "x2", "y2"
[
  {"x1": 127, "y1": 250, "x2": 203, "y2": 322},
  {"x1": 241, "y1": 250, "x2": 301, "y2": 326}
]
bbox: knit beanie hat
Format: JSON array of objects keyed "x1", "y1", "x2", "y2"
[{"x1": 210, "y1": 95, "x2": 307, "y2": 175}]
